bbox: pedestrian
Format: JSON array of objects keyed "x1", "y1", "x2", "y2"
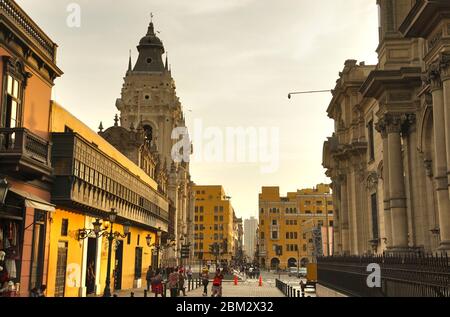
[
  {"x1": 151, "y1": 269, "x2": 163, "y2": 297},
  {"x1": 211, "y1": 269, "x2": 224, "y2": 297},
  {"x1": 187, "y1": 266, "x2": 193, "y2": 281},
  {"x1": 201, "y1": 266, "x2": 209, "y2": 297},
  {"x1": 178, "y1": 269, "x2": 187, "y2": 297},
  {"x1": 168, "y1": 268, "x2": 179, "y2": 297},
  {"x1": 146, "y1": 266, "x2": 154, "y2": 292},
  {"x1": 300, "y1": 280, "x2": 305, "y2": 293}
]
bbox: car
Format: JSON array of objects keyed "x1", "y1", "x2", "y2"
[{"x1": 288, "y1": 267, "x2": 307, "y2": 278}]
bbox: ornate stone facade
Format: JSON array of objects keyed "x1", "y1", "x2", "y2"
[
  {"x1": 324, "y1": 1, "x2": 450, "y2": 255},
  {"x1": 100, "y1": 20, "x2": 195, "y2": 264}
]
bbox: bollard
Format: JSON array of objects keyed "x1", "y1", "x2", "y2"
[
  {"x1": 163, "y1": 282, "x2": 167, "y2": 298},
  {"x1": 130, "y1": 292, "x2": 134, "y2": 297},
  {"x1": 297, "y1": 290, "x2": 301, "y2": 297},
  {"x1": 144, "y1": 290, "x2": 148, "y2": 298},
  {"x1": 188, "y1": 280, "x2": 191, "y2": 292}
]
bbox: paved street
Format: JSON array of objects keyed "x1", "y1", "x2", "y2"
[{"x1": 110, "y1": 271, "x2": 316, "y2": 298}]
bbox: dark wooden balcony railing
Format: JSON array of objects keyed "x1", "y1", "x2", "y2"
[
  {"x1": 317, "y1": 255, "x2": 450, "y2": 297},
  {"x1": 0, "y1": 0, "x2": 57, "y2": 62},
  {"x1": 0, "y1": 127, "x2": 52, "y2": 178}
]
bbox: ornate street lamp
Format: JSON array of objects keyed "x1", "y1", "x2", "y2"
[
  {"x1": 77, "y1": 208, "x2": 130, "y2": 297},
  {"x1": 146, "y1": 234, "x2": 152, "y2": 247},
  {"x1": 0, "y1": 178, "x2": 9, "y2": 206}
]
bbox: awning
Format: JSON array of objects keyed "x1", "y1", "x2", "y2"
[{"x1": 8, "y1": 187, "x2": 56, "y2": 212}]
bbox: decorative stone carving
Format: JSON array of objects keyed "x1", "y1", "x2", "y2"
[
  {"x1": 366, "y1": 171, "x2": 379, "y2": 192},
  {"x1": 384, "y1": 114, "x2": 404, "y2": 134},
  {"x1": 375, "y1": 118, "x2": 388, "y2": 139},
  {"x1": 439, "y1": 52, "x2": 450, "y2": 81},
  {"x1": 424, "y1": 160, "x2": 433, "y2": 178},
  {"x1": 423, "y1": 61, "x2": 442, "y2": 91}
]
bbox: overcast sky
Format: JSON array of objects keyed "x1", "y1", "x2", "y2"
[{"x1": 17, "y1": 0, "x2": 379, "y2": 220}]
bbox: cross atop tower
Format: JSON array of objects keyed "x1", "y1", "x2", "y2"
[{"x1": 150, "y1": 12, "x2": 154, "y2": 23}]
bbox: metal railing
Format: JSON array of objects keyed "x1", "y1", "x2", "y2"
[
  {"x1": 0, "y1": 127, "x2": 51, "y2": 166},
  {"x1": 317, "y1": 254, "x2": 450, "y2": 297},
  {"x1": 0, "y1": 0, "x2": 57, "y2": 61},
  {"x1": 275, "y1": 279, "x2": 304, "y2": 297}
]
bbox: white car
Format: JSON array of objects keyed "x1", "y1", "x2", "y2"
[{"x1": 288, "y1": 267, "x2": 307, "y2": 277}]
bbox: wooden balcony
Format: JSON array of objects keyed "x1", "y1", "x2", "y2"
[
  {"x1": 0, "y1": 127, "x2": 52, "y2": 181},
  {"x1": 51, "y1": 132, "x2": 169, "y2": 231}
]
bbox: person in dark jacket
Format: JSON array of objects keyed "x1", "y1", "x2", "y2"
[{"x1": 146, "y1": 266, "x2": 154, "y2": 292}]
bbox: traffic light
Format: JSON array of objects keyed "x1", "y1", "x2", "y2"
[
  {"x1": 222, "y1": 239, "x2": 228, "y2": 254},
  {"x1": 181, "y1": 244, "x2": 191, "y2": 259}
]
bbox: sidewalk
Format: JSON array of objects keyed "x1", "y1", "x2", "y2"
[{"x1": 187, "y1": 279, "x2": 286, "y2": 298}]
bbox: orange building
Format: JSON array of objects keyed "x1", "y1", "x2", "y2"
[
  {"x1": 0, "y1": 0, "x2": 63, "y2": 296},
  {"x1": 258, "y1": 184, "x2": 334, "y2": 270},
  {"x1": 193, "y1": 186, "x2": 235, "y2": 265}
]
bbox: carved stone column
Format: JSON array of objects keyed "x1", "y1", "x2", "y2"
[
  {"x1": 330, "y1": 179, "x2": 342, "y2": 255},
  {"x1": 385, "y1": 114, "x2": 409, "y2": 251},
  {"x1": 441, "y1": 53, "x2": 450, "y2": 198},
  {"x1": 429, "y1": 60, "x2": 450, "y2": 252},
  {"x1": 339, "y1": 173, "x2": 350, "y2": 255},
  {"x1": 375, "y1": 119, "x2": 393, "y2": 249},
  {"x1": 404, "y1": 114, "x2": 424, "y2": 249}
]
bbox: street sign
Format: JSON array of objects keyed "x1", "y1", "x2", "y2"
[{"x1": 181, "y1": 245, "x2": 191, "y2": 259}]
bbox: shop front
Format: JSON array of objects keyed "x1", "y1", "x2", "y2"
[{"x1": 0, "y1": 179, "x2": 55, "y2": 297}]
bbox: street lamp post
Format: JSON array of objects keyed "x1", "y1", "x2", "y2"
[{"x1": 77, "y1": 208, "x2": 130, "y2": 298}]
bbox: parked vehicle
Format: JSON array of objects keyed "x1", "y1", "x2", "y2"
[{"x1": 288, "y1": 267, "x2": 307, "y2": 278}]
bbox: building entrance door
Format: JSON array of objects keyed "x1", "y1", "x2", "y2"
[
  {"x1": 85, "y1": 238, "x2": 97, "y2": 295},
  {"x1": 114, "y1": 241, "x2": 123, "y2": 290},
  {"x1": 54, "y1": 241, "x2": 68, "y2": 297}
]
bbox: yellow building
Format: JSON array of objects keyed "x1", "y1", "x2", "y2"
[
  {"x1": 193, "y1": 186, "x2": 235, "y2": 265},
  {"x1": 46, "y1": 102, "x2": 169, "y2": 297},
  {"x1": 258, "y1": 184, "x2": 334, "y2": 270}
]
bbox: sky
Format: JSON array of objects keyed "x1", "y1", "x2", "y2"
[{"x1": 17, "y1": 0, "x2": 379, "y2": 220}]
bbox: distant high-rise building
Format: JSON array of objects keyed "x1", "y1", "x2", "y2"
[{"x1": 244, "y1": 217, "x2": 258, "y2": 262}]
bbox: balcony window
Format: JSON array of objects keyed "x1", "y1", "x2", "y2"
[{"x1": 1, "y1": 59, "x2": 27, "y2": 130}]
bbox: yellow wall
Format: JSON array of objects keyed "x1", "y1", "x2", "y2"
[
  {"x1": 46, "y1": 210, "x2": 157, "y2": 297},
  {"x1": 193, "y1": 186, "x2": 235, "y2": 262},
  {"x1": 46, "y1": 209, "x2": 87, "y2": 297},
  {"x1": 259, "y1": 184, "x2": 334, "y2": 269},
  {"x1": 92, "y1": 223, "x2": 156, "y2": 295}
]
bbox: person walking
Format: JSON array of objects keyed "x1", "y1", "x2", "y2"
[
  {"x1": 168, "y1": 268, "x2": 179, "y2": 297},
  {"x1": 178, "y1": 269, "x2": 187, "y2": 297},
  {"x1": 187, "y1": 266, "x2": 193, "y2": 282},
  {"x1": 201, "y1": 266, "x2": 210, "y2": 297},
  {"x1": 300, "y1": 280, "x2": 306, "y2": 294},
  {"x1": 151, "y1": 270, "x2": 163, "y2": 297},
  {"x1": 211, "y1": 269, "x2": 224, "y2": 297},
  {"x1": 146, "y1": 266, "x2": 154, "y2": 292}
]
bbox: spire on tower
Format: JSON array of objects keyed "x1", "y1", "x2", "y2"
[
  {"x1": 98, "y1": 121, "x2": 104, "y2": 132},
  {"x1": 128, "y1": 49, "x2": 132, "y2": 72},
  {"x1": 165, "y1": 52, "x2": 169, "y2": 71},
  {"x1": 114, "y1": 114, "x2": 119, "y2": 127}
]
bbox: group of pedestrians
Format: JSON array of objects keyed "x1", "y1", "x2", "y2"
[
  {"x1": 242, "y1": 266, "x2": 260, "y2": 279},
  {"x1": 145, "y1": 266, "x2": 193, "y2": 297},
  {"x1": 201, "y1": 266, "x2": 224, "y2": 297}
]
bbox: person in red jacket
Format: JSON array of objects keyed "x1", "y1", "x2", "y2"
[{"x1": 211, "y1": 269, "x2": 224, "y2": 297}]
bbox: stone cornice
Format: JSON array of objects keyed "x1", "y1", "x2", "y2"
[
  {"x1": 360, "y1": 67, "x2": 422, "y2": 99},
  {"x1": 400, "y1": 0, "x2": 450, "y2": 38}
]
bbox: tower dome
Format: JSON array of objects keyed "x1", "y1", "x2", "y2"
[{"x1": 133, "y1": 21, "x2": 166, "y2": 72}]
